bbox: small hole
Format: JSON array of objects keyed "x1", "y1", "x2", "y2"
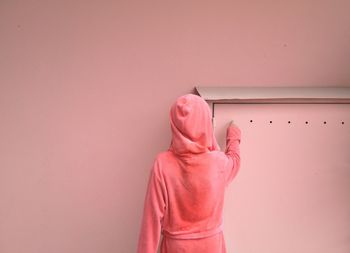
[
  {"x1": 305, "y1": 121, "x2": 308, "y2": 124},
  {"x1": 270, "y1": 120, "x2": 272, "y2": 123},
  {"x1": 288, "y1": 121, "x2": 291, "y2": 124},
  {"x1": 324, "y1": 121, "x2": 326, "y2": 124},
  {"x1": 250, "y1": 120, "x2": 253, "y2": 122},
  {"x1": 342, "y1": 121, "x2": 344, "y2": 124}
]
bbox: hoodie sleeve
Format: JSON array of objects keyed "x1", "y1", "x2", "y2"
[
  {"x1": 136, "y1": 157, "x2": 167, "y2": 253},
  {"x1": 224, "y1": 125, "x2": 241, "y2": 186}
]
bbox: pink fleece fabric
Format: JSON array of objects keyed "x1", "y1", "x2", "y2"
[{"x1": 137, "y1": 94, "x2": 241, "y2": 253}]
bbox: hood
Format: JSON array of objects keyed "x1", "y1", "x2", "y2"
[{"x1": 168, "y1": 94, "x2": 220, "y2": 156}]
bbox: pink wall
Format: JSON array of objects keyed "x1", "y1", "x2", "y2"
[{"x1": 0, "y1": 1, "x2": 349, "y2": 252}]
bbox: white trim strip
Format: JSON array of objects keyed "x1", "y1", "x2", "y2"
[{"x1": 195, "y1": 86, "x2": 350, "y2": 103}]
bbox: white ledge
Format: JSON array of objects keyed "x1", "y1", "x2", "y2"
[{"x1": 195, "y1": 86, "x2": 350, "y2": 104}]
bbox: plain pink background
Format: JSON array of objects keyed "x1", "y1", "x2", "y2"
[{"x1": 0, "y1": 1, "x2": 349, "y2": 253}]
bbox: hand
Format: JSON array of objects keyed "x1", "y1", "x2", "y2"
[{"x1": 229, "y1": 120, "x2": 238, "y2": 128}]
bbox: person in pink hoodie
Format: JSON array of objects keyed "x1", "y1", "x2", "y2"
[{"x1": 136, "y1": 93, "x2": 241, "y2": 253}]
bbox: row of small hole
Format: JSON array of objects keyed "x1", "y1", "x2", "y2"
[{"x1": 249, "y1": 120, "x2": 345, "y2": 124}]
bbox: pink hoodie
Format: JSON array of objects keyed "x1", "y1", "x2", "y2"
[{"x1": 137, "y1": 94, "x2": 241, "y2": 253}]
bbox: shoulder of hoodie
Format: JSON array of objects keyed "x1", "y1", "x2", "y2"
[
  {"x1": 153, "y1": 150, "x2": 176, "y2": 168},
  {"x1": 153, "y1": 150, "x2": 227, "y2": 171},
  {"x1": 148, "y1": 151, "x2": 179, "y2": 183},
  {"x1": 154, "y1": 150, "x2": 225, "y2": 162},
  {"x1": 149, "y1": 151, "x2": 173, "y2": 175},
  {"x1": 208, "y1": 150, "x2": 231, "y2": 164}
]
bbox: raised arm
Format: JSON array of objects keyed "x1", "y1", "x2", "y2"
[{"x1": 224, "y1": 121, "x2": 241, "y2": 186}]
